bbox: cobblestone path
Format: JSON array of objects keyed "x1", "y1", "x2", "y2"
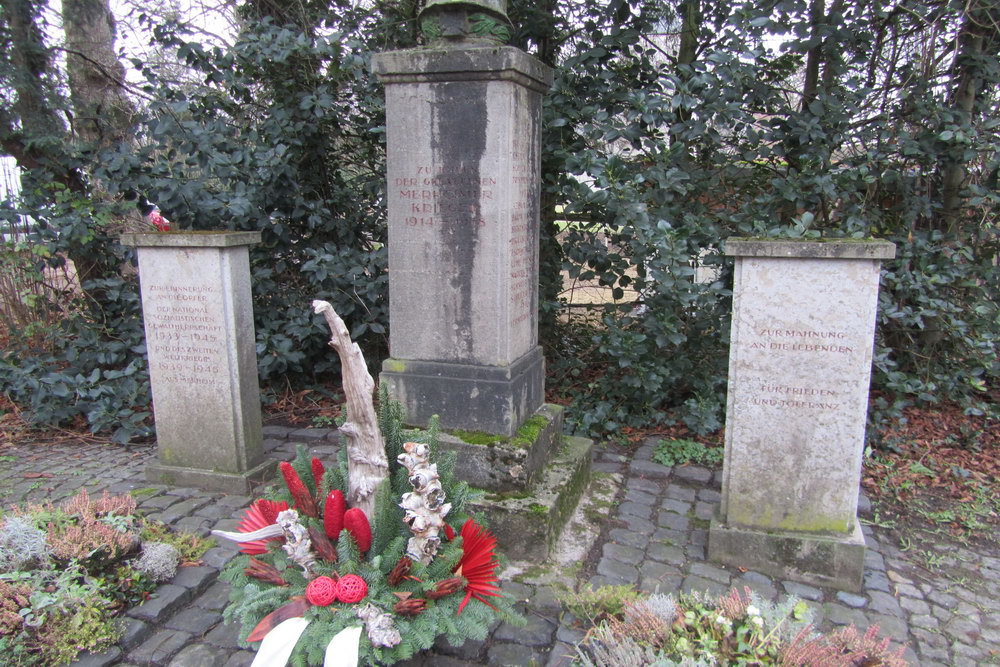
[{"x1": 1, "y1": 430, "x2": 997, "y2": 666}]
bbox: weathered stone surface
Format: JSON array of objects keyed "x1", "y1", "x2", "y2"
[
  {"x1": 167, "y1": 643, "x2": 229, "y2": 666},
  {"x1": 603, "y1": 542, "x2": 644, "y2": 565},
  {"x1": 204, "y1": 620, "x2": 243, "y2": 649},
  {"x1": 492, "y1": 615, "x2": 554, "y2": 646},
  {"x1": 163, "y1": 605, "x2": 223, "y2": 635},
  {"x1": 608, "y1": 527, "x2": 648, "y2": 550},
  {"x1": 597, "y1": 557, "x2": 639, "y2": 583},
  {"x1": 782, "y1": 580, "x2": 824, "y2": 601},
  {"x1": 69, "y1": 646, "x2": 122, "y2": 667},
  {"x1": 709, "y1": 512, "x2": 866, "y2": 592},
  {"x1": 127, "y1": 584, "x2": 192, "y2": 623},
  {"x1": 375, "y1": 46, "x2": 552, "y2": 436},
  {"x1": 712, "y1": 239, "x2": 894, "y2": 592},
  {"x1": 467, "y1": 435, "x2": 592, "y2": 560},
  {"x1": 719, "y1": 241, "x2": 891, "y2": 532},
  {"x1": 647, "y1": 542, "x2": 685, "y2": 566},
  {"x1": 488, "y1": 642, "x2": 540, "y2": 666},
  {"x1": 435, "y1": 403, "x2": 564, "y2": 491},
  {"x1": 122, "y1": 232, "x2": 274, "y2": 494},
  {"x1": 128, "y1": 628, "x2": 192, "y2": 666},
  {"x1": 673, "y1": 465, "x2": 712, "y2": 483},
  {"x1": 689, "y1": 561, "x2": 732, "y2": 584},
  {"x1": 119, "y1": 618, "x2": 153, "y2": 651},
  {"x1": 628, "y1": 459, "x2": 671, "y2": 479}
]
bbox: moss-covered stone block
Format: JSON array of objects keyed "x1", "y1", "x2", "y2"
[
  {"x1": 436, "y1": 404, "x2": 564, "y2": 492},
  {"x1": 469, "y1": 434, "x2": 593, "y2": 562}
]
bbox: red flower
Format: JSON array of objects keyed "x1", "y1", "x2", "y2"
[
  {"x1": 236, "y1": 499, "x2": 289, "y2": 555},
  {"x1": 323, "y1": 489, "x2": 346, "y2": 539},
  {"x1": 454, "y1": 519, "x2": 502, "y2": 613},
  {"x1": 311, "y1": 458, "x2": 325, "y2": 493},
  {"x1": 443, "y1": 523, "x2": 455, "y2": 541},
  {"x1": 343, "y1": 507, "x2": 372, "y2": 552},
  {"x1": 148, "y1": 209, "x2": 170, "y2": 231},
  {"x1": 280, "y1": 462, "x2": 318, "y2": 517}
]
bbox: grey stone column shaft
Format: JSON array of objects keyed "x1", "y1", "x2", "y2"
[
  {"x1": 374, "y1": 47, "x2": 553, "y2": 436},
  {"x1": 708, "y1": 238, "x2": 895, "y2": 592},
  {"x1": 121, "y1": 232, "x2": 274, "y2": 493}
]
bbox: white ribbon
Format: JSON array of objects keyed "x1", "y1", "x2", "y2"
[
  {"x1": 250, "y1": 617, "x2": 310, "y2": 667},
  {"x1": 211, "y1": 524, "x2": 284, "y2": 543},
  {"x1": 323, "y1": 625, "x2": 363, "y2": 667}
]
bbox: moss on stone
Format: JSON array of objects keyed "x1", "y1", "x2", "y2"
[
  {"x1": 383, "y1": 359, "x2": 407, "y2": 373},
  {"x1": 451, "y1": 429, "x2": 504, "y2": 446},
  {"x1": 510, "y1": 414, "x2": 549, "y2": 449},
  {"x1": 449, "y1": 412, "x2": 549, "y2": 449},
  {"x1": 129, "y1": 487, "x2": 160, "y2": 498}
]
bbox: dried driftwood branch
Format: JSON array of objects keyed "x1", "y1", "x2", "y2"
[{"x1": 312, "y1": 300, "x2": 389, "y2": 520}]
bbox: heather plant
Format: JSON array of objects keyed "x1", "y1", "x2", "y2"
[
  {"x1": 560, "y1": 583, "x2": 644, "y2": 624},
  {"x1": 134, "y1": 542, "x2": 181, "y2": 582},
  {"x1": 569, "y1": 586, "x2": 910, "y2": 666},
  {"x1": 0, "y1": 516, "x2": 50, "y2": 573},
  {"x1": 138, "y1": 516, "x2": 213, "y2": 564},
  {"x1": 0, "y1": 489, "x2": 209, "y2": 665}
]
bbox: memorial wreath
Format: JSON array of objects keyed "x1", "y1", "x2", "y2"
[{"x1": 211, "y1": 302, "x2": 522, "y2": 666}]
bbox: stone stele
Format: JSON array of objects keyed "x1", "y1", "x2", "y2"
[
  {"x1": 373, "y1": 46, "x2": 553, "y2": 436},
  {"x1": 708, "y1": 238, "x2": 896, "y2": 592},
  {"x1": 121, "y1": 231, "x2": 274, "y2": 493}
]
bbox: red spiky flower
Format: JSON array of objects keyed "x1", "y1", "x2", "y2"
[
  {"x1": 280, "y1": 461, "x2": 318, "y2": 517},
  {"x1": 454, "y1": 519, "x2": 502, "y2": 613},
  {"x1": 311, "y1": 457, "x2": 325, "y2": 493},
  {"x1": 324, "y1": 489, "x2": 346, "y2": 539},
  {"x1": 343, "y1": 507, "x2": 371, "y2": 552},
  {"x1": 235, "y1": 499, "x2": 289, "y2": 555}
]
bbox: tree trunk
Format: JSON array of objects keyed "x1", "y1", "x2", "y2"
[
  {"x1": 62, "y1": 0, "x2": 135, "y2": 147},
  {"x1": 0, "y1": 0, "x2": 72, "y2": 177},
  {"x1": 939, "y1": 0, "x2": 998, "y2": 238},
  {"x1": 312, "y1": 300, "x2": 389, "y2": 520}
]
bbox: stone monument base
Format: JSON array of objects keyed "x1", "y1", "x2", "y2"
[
  {"x1": 708, "y1": 512, "x2": 866, "y2": 592},
  {"x1": 469, "y1": 435, "x2": 593, "y2": 562},
  {"x1": 435, "y1": 403, "x2": 563, "y2": 493},
  {"x1": 147, "y1": 459, "x2": 277, "y2": 495},
  {"x1": 380, "y1": 346, "x2": 545, "y2": 437}
]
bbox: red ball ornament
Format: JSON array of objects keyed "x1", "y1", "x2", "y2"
[
  {"x1": 306, "y1": 576, "x2": 338, "y2": 606},
  {"x1": 336, "y1": 574, "x2": 368, "y2": 604}
]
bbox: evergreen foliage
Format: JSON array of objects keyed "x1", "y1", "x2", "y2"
[
  {"x1": 0, "y1": 0, "x2": 995, "y2": 443},
  {"x1": 218, "y1": 401, "x2": 519, "y2": 664}
]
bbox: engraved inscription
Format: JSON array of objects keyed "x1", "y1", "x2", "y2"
[
  {"x1": 145, "y1": 284, "x2": 225, "y2": 389},
  {"x1": 509, "y1": 139, "x2": 535, "y2": 326},
  {"x1": 394, "y1": 166, "x2": 494, "y2": 228},
  {"x1": 741, "y1": 326, "x2": 856, "y2": 410},
  {"x1": 749, "y1": 328, "x2": 854, "y2": 355}
]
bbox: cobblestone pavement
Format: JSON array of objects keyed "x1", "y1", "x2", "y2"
[{"x1": 2, "y1": 431, "x2": 998, "y2": 666}]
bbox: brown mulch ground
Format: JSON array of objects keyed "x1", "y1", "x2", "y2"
[{"x1": 861, "y1": 404, "x2": 999, "y2": 553}]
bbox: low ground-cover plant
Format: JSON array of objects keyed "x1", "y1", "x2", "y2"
[
  {"x1": 565, "y1": 585, "x2": 908, "y2": 666},
  {"x1": 653, "y1": 439, "x2": 724, "y2": 468},
  {"x1": 0, "y1": 489, "x2": 211, "y2": 666}
]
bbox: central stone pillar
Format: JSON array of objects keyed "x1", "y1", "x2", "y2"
[{"x1": 373, "y1": 5, "x2": 552, "y2": 436}]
